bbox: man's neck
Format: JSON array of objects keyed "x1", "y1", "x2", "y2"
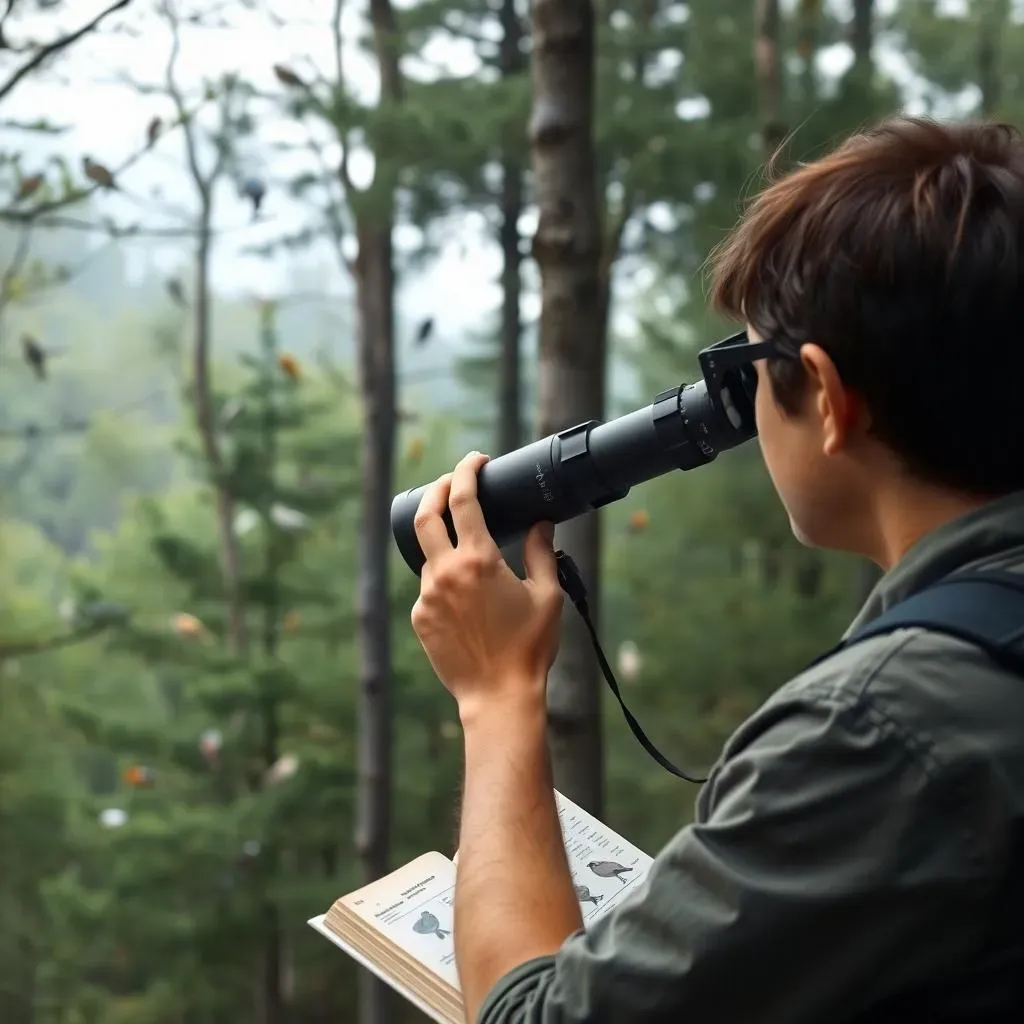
[{"x1": 868, "y1": 480, "x2": 992, "y2": 572}]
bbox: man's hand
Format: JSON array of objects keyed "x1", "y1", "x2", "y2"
[{"x1": 410, "y1": 450, "x2": 564, "y2": 719}]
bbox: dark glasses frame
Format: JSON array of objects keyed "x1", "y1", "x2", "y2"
[{"x1": 697, "y1": 330, "x2": 778, "y2": 379}]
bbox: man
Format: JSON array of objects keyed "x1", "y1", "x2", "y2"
[{"x1": 409, "y1": 117, "x2": 1024, "y2": 1022}]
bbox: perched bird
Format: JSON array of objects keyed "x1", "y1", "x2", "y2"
[
  {"x1": 21, "y1": 334, "x2": 46, "y2": 380},
  {"x1": 616, "y1": 640, "x2": 642, "y2": 685},
  {"x1": 166, "y1": 277, "x2": 187, "y2": 307},
  {"x1": 414, "y1": 317, "x2": 435, "y2": 346},
  {"x1": 574, "y1": 883, "x2": 603, "y2": 907},
  {"x1": 587, "y1": 860, "x2": 634, "y2": 884},
  {"x1": 199, "y1": 728, "x2": 222, "y2": 766},
  {"x1": 146, "y1": 116, "x2": 163, "y2": 147},
  {"x1": 273, "y1": 63, "x2": 305, "y2": 88},
  {"x1": 277, "y1": 352, "x2": 300, "y2": 380},
  {"x1": 123, "y1": 764, "x2": 156, "y2": 788},
  {"x1": 265, "y1": 752, "x2": 299, "y2": 786},
  {"x1": 82, "y1": 156, "x2": 116, "y2": 190},
  {"x1": 172, "y1": 612, "x2": 207, "y2": 640},
  {"x1": 270, "y1": 504, "x2": 311, "y2": 531},
  {"x1": 627, "y1": 509, "x2": 650, "y2": 533},
  {"x1": 241, "y1": 177, "x2": 266, "y2": 218},
  {"x1": 16, "y1": 173, "x2": 43, "y2": 201},
  {"x1": 412, "y1": 911, "x2": 450, "y2": 940},
  {"x1": 406, "y1": 436, "x2": 426, "y2": 463}
]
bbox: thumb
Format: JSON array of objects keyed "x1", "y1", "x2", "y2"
[{"x1": 524, "y1": 521, "x2": 557, "y2": 585}]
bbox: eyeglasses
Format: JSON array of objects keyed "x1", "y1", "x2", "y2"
[{"x1": 697, "y1": 329, "x2": 778, "y2": 375}]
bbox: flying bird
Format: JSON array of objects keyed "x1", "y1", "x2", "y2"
[
  {"x1": 241, "y1": 177, "x2": 266, "y2": 218},
  {"x1": 146, "y1": 116, "x2": 163, "y2": 147},
  {"x1": 415, "y1": 317, "x2": 434, "y2": 346},
  {"x1": 21, "y1": 334, "x2": 46, "y2": 380},
  {"x1": 16, "y1": 174, "x2": 43, "y2": 201},
  {"x1": 273, "y1": 64, "x2": 305, "y2": 88},
  {"x1": 82, "y1": 156, "x2": 116, "y2": 190},
  {"x1": 587, "y1": 860, "x2": 634, "y2": 884}
]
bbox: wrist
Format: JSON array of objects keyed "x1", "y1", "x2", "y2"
[{"x1": 457, "y1": 680, "x2": 548, "y2": 734}]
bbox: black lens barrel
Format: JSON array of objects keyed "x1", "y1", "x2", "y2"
[{"x1": 391, "y1": 376, "x2": 754, "y2": 575}]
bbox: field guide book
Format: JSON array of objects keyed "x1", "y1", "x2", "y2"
[{"x1": 308, "y1": 790, "x2": 653, "y2": 1024}]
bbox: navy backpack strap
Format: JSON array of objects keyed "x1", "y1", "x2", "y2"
[{"x1": 834, "y1": 569, "x2": 1024, "y2": 674}]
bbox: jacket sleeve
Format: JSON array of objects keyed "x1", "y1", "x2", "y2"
[{"x1": 476, "y1": 676, "x2": 995, "y2": 1024}]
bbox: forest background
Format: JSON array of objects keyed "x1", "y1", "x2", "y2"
[{"x1": 0, "y1": 1, "x2": 1014, "y2": 1023}]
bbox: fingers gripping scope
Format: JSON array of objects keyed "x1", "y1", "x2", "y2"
[{"x1": 391, "y1": 333, "x2": 766, "y2": 575}]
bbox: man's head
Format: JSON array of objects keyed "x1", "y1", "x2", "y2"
[{"x1": 708, "y1": 117, "x2": 1024, "y2": 566}]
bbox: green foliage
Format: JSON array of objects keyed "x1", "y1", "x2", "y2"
[{"x1": 0, "y1": 1, "x2": 1009, "y2": 1021}]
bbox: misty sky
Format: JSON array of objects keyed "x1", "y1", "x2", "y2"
[{"x1": 2, "y1": 0, "x2": 969, "y2": 348}]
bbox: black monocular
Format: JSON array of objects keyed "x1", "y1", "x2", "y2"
[{"x1": 391, "y1": 332, "x2": 769, "y2": 575}]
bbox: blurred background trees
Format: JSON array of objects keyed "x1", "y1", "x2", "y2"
[{"x1": 0, "y1": 0, "x2": 1017, "y2": 1022}]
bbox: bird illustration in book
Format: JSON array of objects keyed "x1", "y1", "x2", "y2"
[
  {"x1": 574, "y1": 883, "x2": 603, "y2": 907},
  {"x1": 412, "y1": 910, "x2": 450, "y2": 940},
  {"x1": 587, "y1": 860, "x2": 633, "y2": 884}
]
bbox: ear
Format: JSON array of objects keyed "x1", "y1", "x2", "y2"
[{"x1": 798, "y1": 343, "x2": 865, "y2": 456}]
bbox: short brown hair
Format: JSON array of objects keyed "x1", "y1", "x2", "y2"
[{"x1": 708, "y1": 116, "x2": 1024, "y2": 496}]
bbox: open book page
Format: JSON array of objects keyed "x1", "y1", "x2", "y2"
[
  {"x1": 336, "y1": 851, "x2": 459, "y2": 989},
  {"x1": 554, "y1": 790, "x2": 654, "y2": 926},
  {"x1": 308, "y1": 915, "x2": 452, "y2": 1024}
]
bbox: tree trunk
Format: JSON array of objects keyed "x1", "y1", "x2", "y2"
[
  {"x1": 754, "y1": 0, "x2": 784, "y2": 155},
  {"x1": 978, "y1": 0, "x2": 1008, "y2": 117},
  {"x1": 354, "y1": 15, "x2": 401, "y2": 1024},
  {"x1": 192, "y1": 198, "x2": 247, "y2": 656},
  {"x1": 352, "y1": 220, "x2": 397, "y2": 1024},
  {"x1": 497, "y1": 0, "x2": 525, "y2": 459},
  {"x1": 851, "y1": 0, "x2": 873, "y2": 65},
  {"x1": 530, "y1": 0, "x2": 605, "y2": 815},
  {"x1": 258, "y1": 303, "x2": 284, "y2": 1024}
]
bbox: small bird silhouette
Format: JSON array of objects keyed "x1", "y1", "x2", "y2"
[
  {"x1": 16, "y1": 174, "x2": 43, "y2": 201},
  {"x1": 241, "y1": 177, "x2": 266, "y2": 218},
  {"x1": 273, "y1": 63, "x2": 305, "y2": 88},
  {"x1": 574, "y1": 883, "x2": 603, "y2": 907},
  {"x1": 146, "y1": 116, "x2": 163, "y2": 147},
  {"x1": 587, "y1": 860, "x2": 633, "y2": 884},
  {"x1": 414, "y1": 317, "x2": 434, "y2": 346},
  {"x1": 166, "y1": 277, "x2": 187, "y2": 307},
  {"x1": 21, "y1": 334, "x2": 46, "y2": 379},
  {"x1": 82, "y1": 156, "x2": 116, "y2": 190},
  {"x1": 412, "y1": 910, "x2": 450, "y2": 940}
]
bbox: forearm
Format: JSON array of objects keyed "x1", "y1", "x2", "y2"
[{"x1": 454, "y1": 694, "x2": 583, "y2": 1022}]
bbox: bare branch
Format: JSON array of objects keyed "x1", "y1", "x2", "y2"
[
  {"x1": 0, "y1": 0, "x2": 137, "y2": 106},
  {"x1": 4, "y1": 212, "x2": 257, "y2": 238}
]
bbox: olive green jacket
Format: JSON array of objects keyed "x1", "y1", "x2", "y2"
[{"x1": 478, "y1": 491, "x2": 1024, "y2": 1023}]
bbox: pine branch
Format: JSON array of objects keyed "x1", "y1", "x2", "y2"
[{"x1": 0, "y1": 622, "x2": 107, "y2": 659}]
